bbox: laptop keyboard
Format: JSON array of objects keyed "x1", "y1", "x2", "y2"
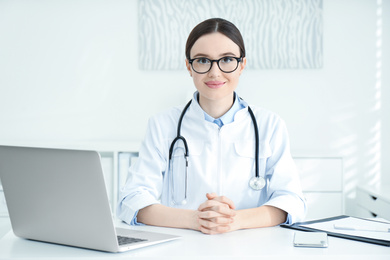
[{"x1": 117, "y1": 235, "x2": 148, "y2": 246}]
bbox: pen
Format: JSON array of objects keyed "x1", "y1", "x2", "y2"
[{"x1": 333, "y1": 224, "x2": 390, "y2": 233}]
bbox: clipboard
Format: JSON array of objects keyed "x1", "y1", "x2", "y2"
[{"x1": 281, "y1": 215, "x2": 390, "y2": 247}]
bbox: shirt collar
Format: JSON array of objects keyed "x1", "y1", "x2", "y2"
[{"x1": 193, "y1": 91, "x2": 245, "y2": 126}]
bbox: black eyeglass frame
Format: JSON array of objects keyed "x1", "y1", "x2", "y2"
[{"x1": 188, "y1": 56, "x2": 243, "y2": 74}]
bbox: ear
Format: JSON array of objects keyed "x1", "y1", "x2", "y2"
[
  {"x1": 185, "y1": 59, "x2": 193, "y2": 77},
  {"x1": 238, "y1": 57, "x2": 247, "y2": 75}
]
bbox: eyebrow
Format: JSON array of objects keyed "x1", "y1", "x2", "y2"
[{"x1": 192, "y1": 52, "x2": 239, "y2": 58}]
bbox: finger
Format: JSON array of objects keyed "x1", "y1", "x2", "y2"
[
  {"x1": 198, "y1": 211, "x2": 234, "y2": 224},
  {"x1": 206, "y1": 192, "x2": 218, "y2": 200},
  {"x1": 198, "y1": 210, "x2": 225, "y2": 219},
  {"x1": 198, "y1": 200, "x2": 232, "y2": 214},
  {"x1": 199, "y1": 222, "x2": 231, "y2": 235},
  {"x1": 198, "y1": 218, "x2": 219, "y2": 229},
  {"x1": 206, "y1": 217, "x2": 234, "y2": 225},
  {"x1": 199, "y1": 202, "x2": 236, "y2": 217},
  {"x1": 211, "y1": 195, "x2": 236, "y2": 209},
  {"x1": 198, "y1": 200, "x2": 235, "y2": 215},
  {"x1": 197, "y1": 199, "x2": 217, "y2": 211},
  {"x1": 205, "y1": 194, "x2": 236, "y2": 210}
]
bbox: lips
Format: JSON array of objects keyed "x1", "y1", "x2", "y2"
[{"x1": 205, "y1": 81, "x2": 225, "y2": 89}]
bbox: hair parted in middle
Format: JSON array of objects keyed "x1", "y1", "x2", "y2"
[{"x1": 185, "y1": 18, "x2": 246, "y2": 60}]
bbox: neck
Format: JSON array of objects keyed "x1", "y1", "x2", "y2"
[{"x1": 198, "y1": 93, "x2": 235, "y2": 118}]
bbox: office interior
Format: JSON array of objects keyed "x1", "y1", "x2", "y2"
[{"x1": 0, "y1": 0, "x2": 389, "y2": 236}]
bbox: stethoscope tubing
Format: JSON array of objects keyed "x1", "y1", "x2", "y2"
[
  {"x1": 247, "y1": 106, "x2": 260, "y2": 178},
  {"x1": 169, "y1": 100, "x2": 192, "y2": 160}
]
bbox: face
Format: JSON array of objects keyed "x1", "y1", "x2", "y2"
[{"x1": 186, "y1": 32, "x2": 246, "y2": 106}]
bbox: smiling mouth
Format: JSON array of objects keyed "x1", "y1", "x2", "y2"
[{"x1": 205, "y1": 81, "x2": 225, "y2": 89}]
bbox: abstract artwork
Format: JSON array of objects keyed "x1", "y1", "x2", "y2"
[{"x1": 138, "y1": 0, "x2": 323, "y2": 70}]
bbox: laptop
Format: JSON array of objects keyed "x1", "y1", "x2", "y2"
[{"x1": 0, "y1": 145, "x2": 180, "y2": 252}]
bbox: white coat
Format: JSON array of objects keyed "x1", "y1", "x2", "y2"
[{"x1": 117, "y1": 95, "x2": 306, "y2": 225}]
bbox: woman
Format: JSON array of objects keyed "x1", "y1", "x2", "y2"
[{"x1": 117, "y1": 18, "x2": 306, "y2": 235}]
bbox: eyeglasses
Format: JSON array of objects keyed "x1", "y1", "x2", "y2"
[{"x1": 188, "y1": 56, "x2": 242, "y2": 74}]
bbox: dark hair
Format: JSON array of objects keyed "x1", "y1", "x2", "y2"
[{"x1": 185, "y1": 18, "x2": 246, "y2": 60}]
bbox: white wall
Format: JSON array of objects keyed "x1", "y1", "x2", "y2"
[
  {"x1": 382, "y1": 0, "x2": 390, "y2": 185},
  {"x1": 0, "y1": 0, "x2": 388, "y2": 215}
]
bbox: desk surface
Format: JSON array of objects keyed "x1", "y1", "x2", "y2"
[{"x1": 0, "y1": 218, "x2": 389, "y2": 260}]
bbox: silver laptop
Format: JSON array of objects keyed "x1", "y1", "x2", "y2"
[{"x1": 0, "y1": 145, "x2": 180, "y2": 253}]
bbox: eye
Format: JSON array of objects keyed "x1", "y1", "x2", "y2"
[
  {"x1": 195, "y1": 58, "x2": 210, "y2": 64},
  {"x1": 220, "y1": 57, "x2": 234, "y2": 64}
]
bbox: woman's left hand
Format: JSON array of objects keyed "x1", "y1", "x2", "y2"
[{"x1": 197, "y1": 193, "x2": 240, "y2": 234}]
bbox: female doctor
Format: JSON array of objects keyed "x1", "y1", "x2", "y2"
[{"x1": 117, "y1": 18, "x2": 306, "y2": 234}]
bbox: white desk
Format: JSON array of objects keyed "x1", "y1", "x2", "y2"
[
  {"x1": 0, "y1": 217, "x2": 10, "y2": 239},
  {"x1": 0, "y1": 218, "x2": 389, "y2": 260}
]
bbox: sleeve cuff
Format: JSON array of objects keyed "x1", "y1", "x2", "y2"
[
  {"x1": 130, "y1": 210, "x2": 145, "y2": 226},
  {"x1": 116, "y1": 192, "x2": 160, "y2": 225},
  {"x1": 280, "y1": 213, "x2": 293, "y2": 225},
  {"x1": 263, "y1": 194, "x2": 306, "y2": 224}
]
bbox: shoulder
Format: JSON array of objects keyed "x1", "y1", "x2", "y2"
[
  {"x1": 238, "y1": 97, "x2": 280, "y2": 121},
  {"x1": 151, "y1": 105, "x2": 183, "y2": 123},
  {"x1": 146, "y1": 104, "x2": 186, "y2": 135},
  {"x1": 247, "y1": 104, "x2": 285, "y2": 126},
  {"x1": 245, "y1": 105, "x2": 291, "y2": 145}
]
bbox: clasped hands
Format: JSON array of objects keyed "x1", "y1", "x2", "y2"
[{"x1": 195, "y1": 192, "x2": 239, "y2": 235}]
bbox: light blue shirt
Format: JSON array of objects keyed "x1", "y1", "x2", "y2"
[{"x1": 194, "y1": 92, "x2": 246, "y2": 128}]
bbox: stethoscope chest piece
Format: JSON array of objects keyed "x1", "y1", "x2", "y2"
[
  {"x1": 170, "y1": 199, "x2": 187, "y2": 206},
  {"x1": 249, "y1": 176, "x2": 266, "y2": 190}
]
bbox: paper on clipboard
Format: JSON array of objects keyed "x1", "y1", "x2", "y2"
[{"x1": 300, "y1": 217, "x2": 390, "y2": 241}]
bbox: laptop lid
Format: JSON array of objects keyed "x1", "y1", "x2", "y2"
[{"x1": 0, "y1": 145, "x2": 179, "y2": 252}]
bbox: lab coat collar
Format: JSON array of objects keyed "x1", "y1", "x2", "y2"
[
  {"x1": 233, "y1": 97, "x2": 249, "y2": 123},
  {"x1": 189, "y1": 92, "x2": 207, "y2": 122}
]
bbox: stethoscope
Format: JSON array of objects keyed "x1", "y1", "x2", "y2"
[{"x1": 168, "y1": 99, "x2": 266, "y2": 205}]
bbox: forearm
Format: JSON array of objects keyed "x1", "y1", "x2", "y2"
[
  {"x1": 235, "y1": 205, "x2": 287, "y2": 230},
  {"x1": 137, "y1": 204, "x2": 199, "y2": 230}
]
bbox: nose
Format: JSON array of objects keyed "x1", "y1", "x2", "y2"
[{"x1": 207, "y1": 61, "x2": 222, "y2": 77}]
